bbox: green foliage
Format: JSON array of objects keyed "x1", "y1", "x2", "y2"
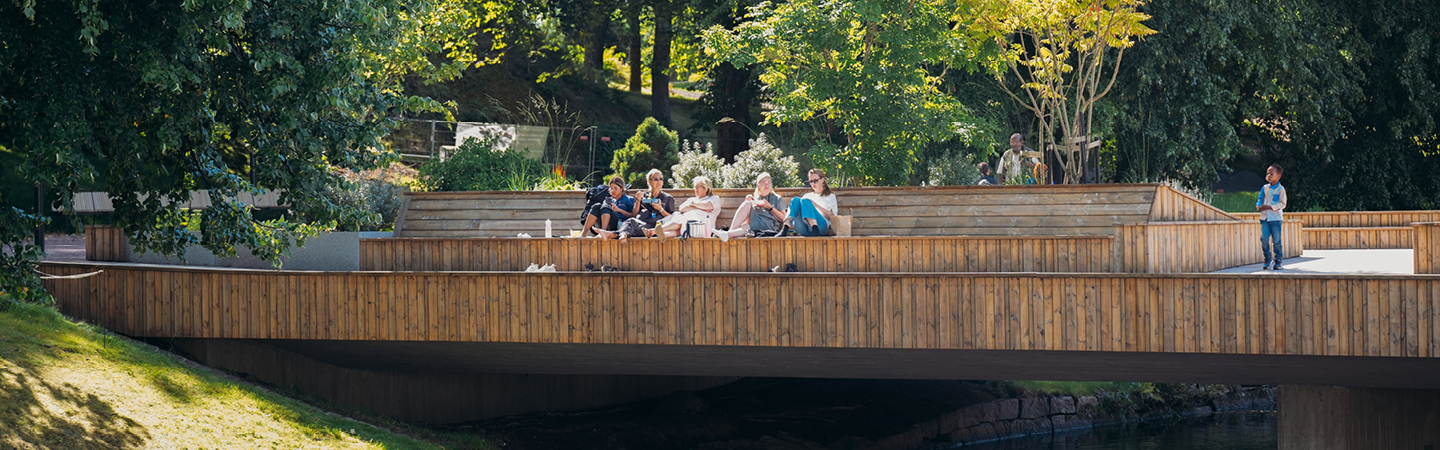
[
  {"x1": 989, "y1": 0, "x2": 1156, "y2": 184},
  {"x1": 0, "y1": 0, "x2": 485, "y2": 280},
  {"x1": 704, "y1": 0, "x2": 1000, "y2": 185},
  {"x1": 926, "y1": 152, "x2": 982, "y2": 186},
  {"x1": 1211, "y1": 192, "x2": 1259, "y2": 213},
  {"x1": 611, "y1": 118, "x2": 680, "y2": 186},
  {"x1": 671, "y1": 141, "x2": 725, "y2": 188},
  {"x1": 418, "y1": 135, "x2": 543, "y2": 192},
  {"x1": 532, "y1": 173, "x2": 584, "y2": 191},
  {"x1": 721, "y1": 134, "x2": 802, "y2": 188},
  {"x1": 0, "y1": 207, "x2": 48, "y2": 308}
]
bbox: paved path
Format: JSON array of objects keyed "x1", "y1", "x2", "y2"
[{"x1": 1210, "y1": 249, "x2": 1415, "y2": 275}]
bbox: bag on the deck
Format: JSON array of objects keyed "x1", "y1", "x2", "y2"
[{"x1": 580, "y1": 184, "x2": 611, "y2": 224}]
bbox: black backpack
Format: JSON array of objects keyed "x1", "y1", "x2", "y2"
[{"x1": 580, "y1": 184, "x2": 611, "y2": 223}]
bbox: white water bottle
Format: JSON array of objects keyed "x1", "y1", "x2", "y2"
[{"x1": 544, "y1": 219, "x2": 552, "y2": 238}]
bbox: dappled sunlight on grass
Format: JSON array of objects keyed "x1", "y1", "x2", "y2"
[{"x1": 0, "y1": 303, "x2": 444, "y2": 449}]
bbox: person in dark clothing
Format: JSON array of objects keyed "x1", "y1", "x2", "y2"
[
  {"x1": 598, "y1": 169, "x2": 675, "y2": 241},
  {"x1": 977, "y1": 162, "x2": 998, "y2": 185}
]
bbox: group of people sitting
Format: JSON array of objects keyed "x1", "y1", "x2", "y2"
[{"x1": 581, "y1": 168, "x2": 838, "y2": 241}]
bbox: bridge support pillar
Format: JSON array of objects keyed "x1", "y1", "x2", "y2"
[
  {"x1": 169, "y1": 338, "x2": 736, "y2": 424},
  {"x1": 1279, "y1": 385, "x2": 1440, "y2": 450}
]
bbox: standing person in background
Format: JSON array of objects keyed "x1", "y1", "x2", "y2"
[
  {"x1": 783, "y1": 168, "x2": 838, "y2": 237},
  {"x1": 1256, "y1": 164, "x2": 1288, "y2": 270},
  {"x1": 714, "y1": 172, "x2": 787, "y2": 242},
  {"x1": 977, "y1": 162, "x2": 998, "y2": 185},
  {"x1": 997, "y1": 133, "x2": 1038, "y2": 184}
]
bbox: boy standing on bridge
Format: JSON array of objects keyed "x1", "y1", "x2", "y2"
[{"x1": 1256, "y1": 164, "x2": 1287, "y2": 270}]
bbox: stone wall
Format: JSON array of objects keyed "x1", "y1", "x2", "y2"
[{"x1": 861, "y1": 386, "x2": 1276, "y2": 450}]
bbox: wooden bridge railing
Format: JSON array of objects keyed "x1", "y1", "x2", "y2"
[
  {"x1": 39, "y1": 262, "x2": 1440, "y2": 359},
  {"x1": 361, "y1": 236, "x2": 1117, "y2": 273},
  {"x1": 1417, "y1": 223, "x2": 1440, "y2": 275},
  {"x1": 1234, "y1": 211, "x2": 1440, "y2": 250},
  {"x1": 362, "y1": 220, "x2": 1303, "y2": 274}
]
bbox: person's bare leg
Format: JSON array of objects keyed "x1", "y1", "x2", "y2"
[
  {"x1": 582, "y1": 214, "x2": 599, "y2": 237},
  {"x1": 593, "y1": 227, "x2": 617, "y2": 239}
]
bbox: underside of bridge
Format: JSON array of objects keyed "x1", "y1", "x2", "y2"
[{"x1": 259, "y1": 339, "x2": 1440, "y2": 390}]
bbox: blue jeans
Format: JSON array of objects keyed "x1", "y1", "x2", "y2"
[
  {"x1": 787, "y1": 197, "x2": 830, "y2": 236},
  {"x1": 1260, "y1": 220, "x2": 1283, "y2": 264}
]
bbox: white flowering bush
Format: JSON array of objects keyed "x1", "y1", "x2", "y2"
[
  {"x1": 670, "y1": 140, "x2": 724, "y2": 187},
  {"x1": 720, "y1": 134, "x2": 801, "y2": 188},
  {"x1": 926, "y1": 152, "x2": 982, "y2": 186}
]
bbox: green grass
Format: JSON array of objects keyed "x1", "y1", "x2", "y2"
[
  {"x1": 1210, "y1": 191, "x2": 1258, "y2": 213},
  {"x1": 0, "y1": 300, "x2": 481, "y2": 449}
]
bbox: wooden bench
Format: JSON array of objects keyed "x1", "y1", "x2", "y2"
[{"x1": 395, "y1": 184, "x2": 1235, "y2": 238}]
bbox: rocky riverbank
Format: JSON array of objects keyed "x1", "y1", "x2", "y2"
[{"x1": 455, "y1": 379, "x2": 1274, "y2": 450}]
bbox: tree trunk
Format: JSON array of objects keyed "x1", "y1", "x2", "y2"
[
  {"x1": 650, "y1": 0, "x2": 672, "y2": 124},
  {"x1": 627, "y1": 2, "x2": 642, "y2": 93},
  {"x1": 584, "y1": 15, "x2": 610, "y2": 75},
  {"x1": 713, "y1": 64, "x2": 753, "y2": 161}
]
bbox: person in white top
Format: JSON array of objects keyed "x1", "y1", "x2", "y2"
[
  {"x1": 653, "y1": 175, "x2": 720, "y2": 239},
  {"x1": 783, "y1": 168, "x2": 838, "y2": 236},
  {"x1": 1256, "y1": 164, "x2": 1288, "y2": 270}
]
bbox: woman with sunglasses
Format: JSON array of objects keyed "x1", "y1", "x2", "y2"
[
  {"x1": 651, "y1": 175, "x2": 720, "y2": 239},
  {"x1": 596, "y1": 169, "x2": 675, "y2": 241},
  {"x1": 783, "y1": 168, "x2": 838, "y2": 236},
  {"x1": 713, "y1": 172, "x2": 785, "y2": 242}
]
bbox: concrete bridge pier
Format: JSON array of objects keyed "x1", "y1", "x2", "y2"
[
  {"x1": 167, "y1": 338, "x2": 736, "y2": 424},
  {"x1": 1280, "y1": 385, "x2": 1440, "y2": 450}
]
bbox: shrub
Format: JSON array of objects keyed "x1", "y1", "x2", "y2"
[
  {"x1": 721, "y1": 134, "x2": 801, "y2": 188},
  {"x1": 611, "y1": 118, "x2": 679, "y2": 186},
  {"x1": 926, "y1": 152, "x2": 982, "y2": 186},
  {"x1": 417, "y1": 132, "x2": 542, "y2": 192},
  {"x1": 670, "y1": 140, "x2": 724, "y2": 188}
]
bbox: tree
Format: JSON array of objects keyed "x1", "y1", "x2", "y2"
[
  {"x1": 0, "y1": 0, "x2": 481, "y2": 297},
  {"x1": 704, "y1": 0, "x2": 1000, "y2": 185},
  {"x1": 989, "y1": 0, "x2": 1156, "y2": 184},
  {"x1": 611, "y1": 117, "x2": 680, "y2": 185}
]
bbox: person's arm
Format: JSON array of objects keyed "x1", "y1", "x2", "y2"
[
  {"x1": 1256, "y1": 188, "x2": 1268, "y2": 211},
  {"x1": 1274, "y1": 187, "x2": 1287, "y2": 212},
  {"x1": 766, "y1": 195, "x2": 786, "y2": 221},
  {"x1": 692, "y1": 197, "x2": 717, "y2": 213},
  {"x1": 813, "y1": 195, "x2": 837, "y2": 220}
]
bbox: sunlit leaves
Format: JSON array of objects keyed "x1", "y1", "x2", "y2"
[{"x1": 704, "y1": 0, "x2": 1000, "y2": 185}]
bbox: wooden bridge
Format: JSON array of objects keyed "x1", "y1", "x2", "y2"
[{"x1": 48, "y1": 185, "x2": 1440, "y2": 446}]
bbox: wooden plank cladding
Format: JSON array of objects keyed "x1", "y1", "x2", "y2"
[
  {"x1": 1305, "y1": 227, "x2": 1413, "y2": 250},
  {"x1": 397, "y1": 184, "x2": 1224, "y2": 238},
  {"x1": 360, "y1": 236, "x2": 1115, "y2": 273},
  {"x1": 365, "y1": 220, "x2": 1288, "y2": 274},
  {"x1": 39, "y1": 262, "x2": 1440, "y2": 359},
  {"x1": 1234, "y1": 211, "x2": 1440, "y2": 228},
  {"x1": 1148, "y1": 186, "x2": 1238, "y2": 222},
  {"x1": 1114, "y1": 221, "x2": 1302, "y2": 273},
  {"x1": 1417, "y1": 223, "x2": 1439, "y2": 274},
  {"x1": 84, "y1": 225, "x2": 129, "y2": 262}
]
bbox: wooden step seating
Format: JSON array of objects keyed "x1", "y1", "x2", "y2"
[
  {"x1": 1234, "y1": 211, "x2": 1440, "y2": 249},
  {"x1": 396, "y1": 184, "x2": 1235, "y2": 238}
]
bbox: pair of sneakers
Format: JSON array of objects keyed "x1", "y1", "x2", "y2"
[{"x1": 1264, "y1": 260, "x2": 1284, "y2": 270}]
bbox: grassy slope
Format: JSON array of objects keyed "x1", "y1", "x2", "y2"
[{"x1": 0, "y1": 302, "x2": 463, "y2": 450}]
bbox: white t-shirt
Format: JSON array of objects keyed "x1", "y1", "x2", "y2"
[{"x1": 803, "y1": 192, "x2": 838, "y2": 215}]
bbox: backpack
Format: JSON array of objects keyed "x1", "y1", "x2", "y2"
[{"x1": 580, "y1": 184, "x2": 611, "y2": 223}]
